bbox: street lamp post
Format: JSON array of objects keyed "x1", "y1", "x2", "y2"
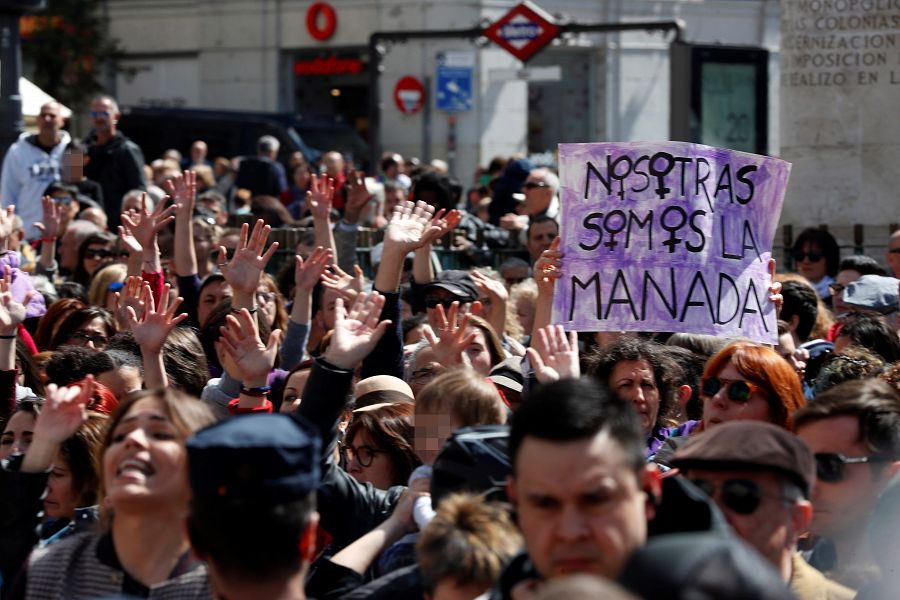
[{"x1": 0, "y1": 0, "x2": 46, "y2": 164}]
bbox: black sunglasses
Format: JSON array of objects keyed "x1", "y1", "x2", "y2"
[
  {"x1": 700, "y1": 376, "x2": 761, "y2": 402},
  {"x1": 689, "y1": 478, "x2": 790, "y2": 515},
  {"x1": 814, "y1": 452, "x2": 894, "y2": 483},
  {"x1": 84, "y1": 248, "x2": 119, "y2": 260},
  {"x1": 793, "y1": 251, "x2": 824, "y2": 262},
  {"x1": 424, "y1": 295, "x2": 457, "y2": 310},
  {"x1": 828, "y1": 283, "x2": 845, "y2": 296}
]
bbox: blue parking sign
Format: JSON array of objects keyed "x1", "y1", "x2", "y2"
[{"x1": 435, "y1": 51, "x2": 473, "y2": 112}]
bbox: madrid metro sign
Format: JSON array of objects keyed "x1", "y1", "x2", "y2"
[{"x1": 483, "y1": 1, "x2": 560, "y2": 62}]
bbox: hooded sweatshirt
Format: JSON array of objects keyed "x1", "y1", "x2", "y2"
[{"x1": 0, "y1": 130, "x2": 72, "y2": 239}]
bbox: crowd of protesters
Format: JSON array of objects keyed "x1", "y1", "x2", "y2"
[{"x1": 0, "y1": 95, "x2": 896, "y2": 599}]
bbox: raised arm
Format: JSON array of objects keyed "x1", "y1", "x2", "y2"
[
  {"x1": 217, "y1": 219, "x2": 279, "y2": 313},
  {"x1": 525, "y1": 324, "x2": 580, "y2": 383},
  {"x1": 471, "y1": 270, "x2": 510, "y2": 339},
  {"x1": 35, "y1": 197, "x2": 61, "y2": 276},
  {"x1": 219, "y1": 308, "x2": 281, "y2": 413},
  {"x1": 168, "y1": 170, "x2": 198, "y2": 278},
  {"x1": 0, "y1": 268, "x2": 28, "y2": 421},
  {"x1": 128, "y1": 283, "x2": 188, "y2": 389},
  {"x1": 21, "y1": 378, "x2": 91, "y2": 473},
  {"x1": 306, "y1": 174, "x2": 339, "y2": 263},
  {"x1": 531, "y1": 236, "x2": 563, "y2": 340},
  {"x1": 120, "y1": 193, "x2": 176, "y2": 303},
  {"x1": 282, "y1": 246, "x2": 332, "y2": 370}
]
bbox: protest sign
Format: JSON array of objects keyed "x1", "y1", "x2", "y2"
[{"x1": 551, "y1": 141, "x2": 790, "y2": 343}]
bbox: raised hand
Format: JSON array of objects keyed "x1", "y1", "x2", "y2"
[
  {"x1": 217, "y1": 219, "x2": 279, "y2": 294},
  {"x1": 768, "y1": 258, "x2": 783, "y2": 317},
  {"x1": 306, "y1": 174, "x2": 335, "y2": 221},
  {"x1": 344, "y1": 171, "x2": 373, "y2": 224},
  {"x1": 294, "y1": 246, "x2": 333, "y2": 293},
  {"x1": 120, "y1": 193, "x2": 177, "y2": 253},
  {"x1": 471, "y1": 270, "x2": 509, "y2": 305},
  {"x1": 324, "y1": 291, "x2": 392, "y2": 370},
  {"x1": 423, "y1": 301, "x2": 477, "y2": 368},
  {"x1": 34, "y1": 196, "x2": 61, "y2": 241},
  {"x1": 429, "y1": 208, "x2": 461, "y2": 245},
  {"x1": 0, "y1": 205, "x2": 15, "y2": 247},
  {"x1": 219, "y1": 308, "x2": 281, "y2": 385},
  {"x1": 534, "y1": 237, "x2": 563, "y2": 296},
  {"x1": 0, "y1": 267, "x2": 28, "y2": 336},
  {"x1": 321, "y1": 263, "x2": 364, "y2": 304},
  {"x1": 128, "y1": 283, "x2": 188, "y2": 355},
  {"x1": 165, "y1": 170, "x2": 197, "y2": 218},
  {"x1": 384, "y1": 200, "x2": 441, "y2": 254},
  {"x1": 33, "y1": 377, "x2": 92, "y2": 445},
  {"x1": 525, "y1": 325, "x2": 580, "y2": 383},
  {"x1": 113, "y1": 276, "x2": 146, "y2": 331}
]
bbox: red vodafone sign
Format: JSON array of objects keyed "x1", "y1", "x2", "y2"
[
  {"x1": 307, "y1": 2, "x2": 337, "y2": 41},
  {"x1": 484, "y1": 1, "x2": 559, "y2": 62},
  {"x1": 393, "y1": 76, "x2": 425, "y2": 115}
]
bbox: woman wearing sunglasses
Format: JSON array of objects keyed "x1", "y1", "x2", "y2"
[
  {"x1": 72, "y1": 232, "x2": 119, "y2": 287},
  {"x1": 701, "y1": 341, "x2": 806, "y2": 430},
  {"x1": 790, "y1": 228, "x2": 840, "y2": 301}
]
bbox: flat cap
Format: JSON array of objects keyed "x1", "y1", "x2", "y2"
[
  {"x1": 843, "y1": 274, "x2": 900, "y2": 314},
  {"x1": 671, "y1": 421, "x2": 815, "y2": 497},
  {"x1": 187, "y1": 413, "x2": 321, "y2": 504}
]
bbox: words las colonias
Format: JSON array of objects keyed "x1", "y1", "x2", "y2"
[{"x1": 551, "y1": 142, "x2": 791, "y2": 343}]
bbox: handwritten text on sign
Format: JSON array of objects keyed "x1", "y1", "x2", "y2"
[{"x1": 551, "y1": 142, "x2": 790, "y2": 343}]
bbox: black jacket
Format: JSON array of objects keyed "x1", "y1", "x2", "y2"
[{"x1": 84, "y1": 131, "x2": 146, "y2": 227}]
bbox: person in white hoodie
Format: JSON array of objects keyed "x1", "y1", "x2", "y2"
[{"x1": 1, "y1": 101, "x2": 71, "y2": 240}]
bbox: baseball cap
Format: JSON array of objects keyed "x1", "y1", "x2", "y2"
[
  {"x1": 187, "y1": 413, "x2": 321, "y2": 504},
  {"x1": 670, "y1": 421, "x2": 815, "y2": 498},
  {"x1": 843, "y1": 274, "x2": 900, "y2": 314},
  {"x1": 422, "y1": 270, "x2": 479, "y2": 303}
]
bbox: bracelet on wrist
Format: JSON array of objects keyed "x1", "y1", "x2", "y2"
[
  {"x1": 231, "y1": 306, "x2": 258, "y2": 315},
  {"x1": 41, "y1": 236, "x2": 57, "y2": 243},
  {"x1": 240, "y1": 384, "x2": 271, "y2": 397},
  {"x1": 0, "y1": 334, "x2": 16, "y2": 339}
]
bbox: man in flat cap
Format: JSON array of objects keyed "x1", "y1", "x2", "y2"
[
  {"x1": 671, "y1": 421, "x2": 853, "y2": 600},
  {"x1": 186, "y1": 413, "x2": 331, "y2": 599}
]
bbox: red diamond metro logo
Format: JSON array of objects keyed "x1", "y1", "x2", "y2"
[{"x1": 484, "y1": 1, "x2": 560, "y2": 62}]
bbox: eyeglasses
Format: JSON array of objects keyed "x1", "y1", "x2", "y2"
[
  {"x1": 84, "y1": 248, "x2": 116, "y2": 260},
  {"x1": 888, "y1": 248, "x2": 900, "y2": 255},
  {"x1": 89, "y1": 110, "x2": 111, "y2": 119},
  {"x1": 256, "y1": 291, "x2": 276, "y2": 304},
  {"x1": 793, "y1": 251, "x2": 824, "y2": 263},
  {"x1": 690, "y1": 478, "x2": 793, "y2": 515},
  {"x1": 52, "y1": 196, "x2": 73, "y2": 205},
  {"x1": 68, "y1": 331, "x2": 109, "y2": 346},
  {"x1": 424, "y1": 295, "x2": 457, "y2": 310},
  {"x1": 828, "y1": 283, "x2": 845, "y2": 296},
  {"x1": 700, "y1": 376, "x2": 762, "y2": 402},
  {"x1": 340, "y1": 442, "x2": 386, "y2": 468},
  {"x1": 411, "y1": 366, "x2": 439, "y2": 383},
  {"x1": 523, "y1": 181, "x2": 548, "y2": 190},
  {"x1": 814, "y1": 452, "x2": 894, "y2": 483}
]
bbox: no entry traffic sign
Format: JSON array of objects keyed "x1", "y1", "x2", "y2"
[
  {"x1": 484, "y1": 1, "x2": 560, "y2": 62},
  {"x1": 393, "y1": 76, "x2": 425, "y2": 115}
]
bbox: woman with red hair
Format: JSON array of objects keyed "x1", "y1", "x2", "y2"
[{"x1": 701, "y1": 341, "x2": 806, "y2": 430}]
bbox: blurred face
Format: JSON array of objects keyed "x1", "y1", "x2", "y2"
[
  {"x1": 515, "y1": 296, "x2": 536, "y2": 338},
  {"x1": 82, "y1": 242, "x2": 113, "y2": 276},
  {"x1": 830, "y1": 269, "x2": 861, "y2": 315},
  {"x1": 797, "y1": 416, "x2": 892, "y2": 540},
  {"x1": 609, "y1": 360, "x2": 659, "y2": 435},
  {"x1": 323, "y1": 152, "x2": 344, "y2": 177},
  {"x1": 50, "y1": 190, "x2": 80, "y2": 223},
  {"x1": 38, "y1": 102, "x2": 65, "y2": 139},
  {"x1": 409, "y1": 347, "x2": 441, "y2": 397},
  {"x1": 45, "y1": 451, "x2": 77, "y2": 520},
  {"x1": 200, "y1": 199, "x2": 228, "y2": 227},
  {"x1": 198, "y1": 280, "x2": 233, "y2": 327},
  {"x1": 343, "y1": 430, "x2": 398, "y2": 490},
  {"x1": 464, "y1": 327, "x2": 493, "y2": 376},
  {"x1": 509, "y1": 432, "x2": 655, "y2": 579},
  {"x1": 527, "y1": 221, "x2": 559, "y2": 262},
  {"x1": 122, "y1": 194, "x2": 144, "y2": 214},
  {"x1": 281, "y1": 369, "x2": 311, "y2": 413},
  {"x1": 89, "y1": 97, "x2": 117, "y2": 136},
  {"x1": 0, "y1": 411, "x2": 36, "y2": 459},
  {"x1": 794, "y1": 242, "x2": 827, "y2": 283},
  {"x1": 414, "y1": 411, "x2": 460, "y2": 466},
  {"x1": 292, "y1": 165, "x2": 311, "y2": 189},
  {"x1": 384, "y1": 188, "x2": 406, "y2": 217},
  {"x1": 686, "y1": 469, "x2": 803, "y2": 569},
  {"x1": 67, "y1": 317, "x2": 110, "y2": 350},
  {"x1": 191, "y1": 141, "x2": 207, "y2": 163},
  {"x1": 256, "y1": 284, "x2": 278, "y2": 328},
  {"x1": 702, "y1": 361, "x2": 771, "y2": 428},
  {"x1": 887, "y1": 235, "x2": 900, "y2": 278},
  {"x1": 518, "y1": 172, "x2": 554, "y2": 217},
  {"x1": 62, "y1": 150, "x2": 86, "y2": 183},
  {"x1": 777, "y1": 332, "x2": 805, "y2": 376},
  {"x1": 103, "y1": 397, "x2": 189, "y2": 511},
  {"x1": 97, "y1": 365, "x2": 143, "y2": 401},
  {"x1": 193, "y1": 223, "x2": 215, "y2": 265}
]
